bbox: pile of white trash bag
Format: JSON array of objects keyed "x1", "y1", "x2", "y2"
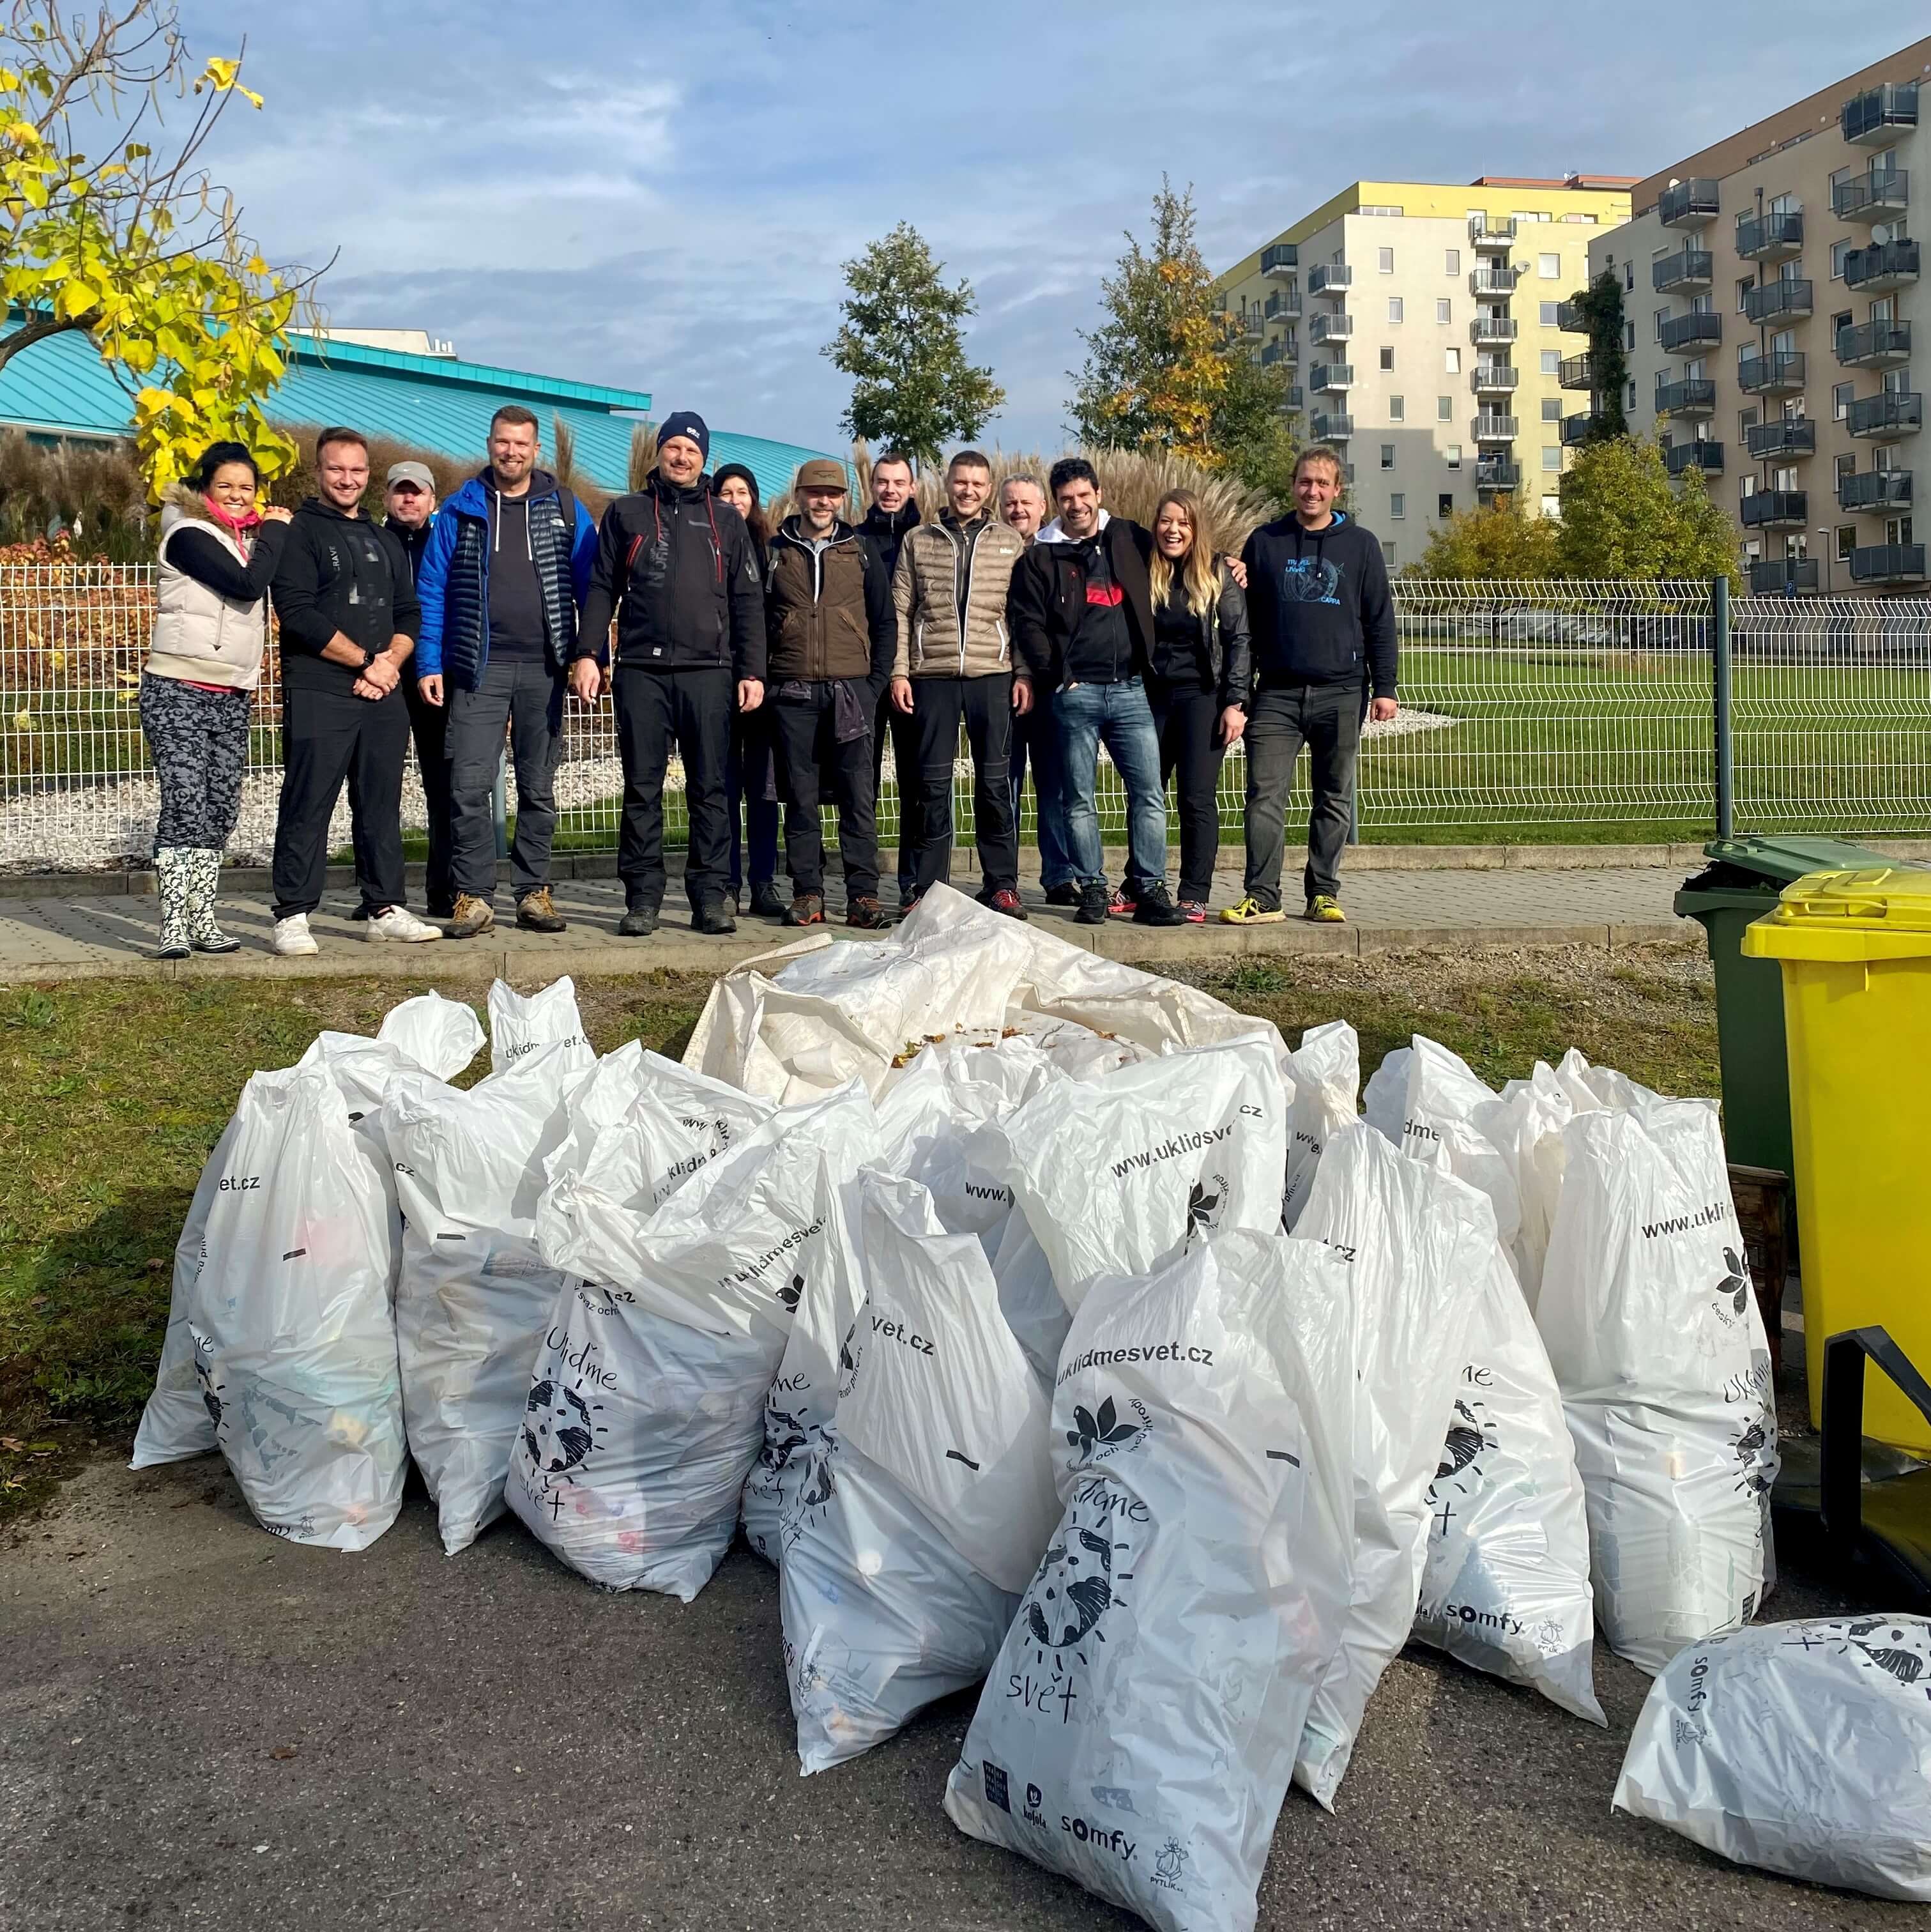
[{"x1": 134, "y1": 882, "x2": 1819, "y2": 1922}]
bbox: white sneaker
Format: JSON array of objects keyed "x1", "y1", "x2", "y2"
[
  {"x1": 270, "y1": 914, "x2": 319, "y2": 958},
  {"x1": 367, "y1": 905, "x2": 443, "y2": 944}
]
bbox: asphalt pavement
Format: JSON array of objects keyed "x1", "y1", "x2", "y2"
[{"x1": 0, "y1": 1453, "x2": 1912, "y2": 1932}]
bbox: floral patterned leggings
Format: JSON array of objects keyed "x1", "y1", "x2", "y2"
[{"x1": 139, "y1": 673, "x2": 252, "y2": 853}]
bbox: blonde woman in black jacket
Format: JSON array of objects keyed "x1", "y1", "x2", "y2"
[{"x1": 1145, "y1": 489, "x2": 1251, "y2": 922}]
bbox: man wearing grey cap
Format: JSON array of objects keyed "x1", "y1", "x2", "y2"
[{"x1": 383, "y1": 461, "x2": 454, "y2": 919}]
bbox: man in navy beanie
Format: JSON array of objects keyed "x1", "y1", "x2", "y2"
[{"x1": 577, "y1": 411, "x2": 767, "y2": 935}]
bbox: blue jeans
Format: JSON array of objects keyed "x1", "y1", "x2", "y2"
[
  {"x1": 1054, "y1": 676, "x2": 1167, "y2": 891},
  {"x1": 1011, "y1": 688, "x2": 1076, "y2": 891}
]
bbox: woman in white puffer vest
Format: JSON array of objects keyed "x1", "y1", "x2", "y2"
[{"x1": 141, "y1": 442, "x2": 292, "y2": 956}]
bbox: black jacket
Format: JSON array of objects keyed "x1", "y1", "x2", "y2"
[
  {"x1": 1152, "y1": 564, "x2": 1254, "y2": 711},
  {"x1": 1007, "y1": 516, "x2": 1155, "y2": 687},
  {"x1": 1240, "y1": 510, "x2": 1397, "y2": 697},
  {"x1": 385, "y1": 513, "x2": 434, "y2": 589},
  {"x1": 857, "y1": 501, "x2": 920, "y2": 586},
  {"x1": 577, "y1": 471, "x2": 766, "y2": 680},
  {"x1": 271, "y1": 499, "x2": 420, "y2": 695}
]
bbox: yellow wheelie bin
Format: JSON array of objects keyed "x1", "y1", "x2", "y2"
[{"x1": 1743, "y1": 867, "x2": 1931, "y2": 1452}]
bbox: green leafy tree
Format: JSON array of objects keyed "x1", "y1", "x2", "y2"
[
  {"x1": 1069, "y1": 178, "x2": 1290, "y2": 488},
  {"x1": 1411, "y1": 495, "x2": 1561, "y2": 579},
  {"x1": 1566, "y1": 269, "x2": 1628, "y2": 443},
  {"x1": 1554, "y1": 434, "x2": 1739, "y2": 582},
  {"x1": 823, "y1": 222, "x2": 1004, "y2": 469}
]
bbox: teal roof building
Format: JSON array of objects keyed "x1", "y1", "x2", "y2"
[{"x1": 0, "y1": 323, "x2": 837, "y2": 505}]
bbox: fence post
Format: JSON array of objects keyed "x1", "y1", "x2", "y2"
[
  {"x1": 1712, "y1": 574, "x2": 1734, "y2": 843},
  {"x1": 492, "y1": 746, "x2": 510, "y2": 868}
]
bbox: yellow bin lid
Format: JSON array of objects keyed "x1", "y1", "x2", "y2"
[{"x1": 1741, "y1": 866, "x2": 1931, "y2": 963}]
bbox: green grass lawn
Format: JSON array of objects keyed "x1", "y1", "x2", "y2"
[{"x1": 0, "y1": 951, "x2": 1718, "y2": 1517}]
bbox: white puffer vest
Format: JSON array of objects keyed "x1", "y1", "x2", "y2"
[{"x1": 146, "y1": 489, "x2": 270, "y2": 691}]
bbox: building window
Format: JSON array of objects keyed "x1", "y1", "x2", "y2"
[
  {"x1": 1542, "y1": 446, "x2": 1562, "y2": 472},
  {"x1": 1541, "y1": 494, "x2": 1561, "y2": 517},
  {"x1": 1380, "y1": 345, "x2": 1395, "y2": 371},
  {"x1": 1837, "y1": 525, "x2": 1856, "y2": 561},
  {"x1": 1625, "y1": 321, "x2": 1636, "y2": 349},
  {"x1": 1390, "y1": 493, "x2": 1406, "y2": 518},
  {"x1": 1438, "y1": 395, "x2": 1454, "y2": 422},
  {"x1": 1834, "y1": 381, "x2": 1855, "y2": 420},
  {"x1": 1380, "y1": 444, "x2": 1396, "y2": 470},
  {"x1": 1446, "y1": 444, "x2": 1462, "y2": 469},
  {"x1": 1536, "y1": 350, "x2": 1558, "y2": 376},
  {"x1": 1389, "y1": 395, "x2": 1405, "y2": 421},
  {"x1": 1541, "y1": 397, "x2": 1562, "y2": 421},
  {"x1": 1381, "y1": 541, "x2": 1396, "y2": 564},
  {"x1": 1438, "y1": 493, "x2": 1454, "y2": 519},
  {"x1": 1738, "y1": 406, "x2": 1760, "y2": 437},
  {"x1": 1538, "y1": 252, "x2": 1561, "y2": 279},
  {"x1": 1735, "y1": 276, "x2": 1754, "y2": 313},
  {"x1": 1831, "y1": 239, "x2": 1852, "y2": 279},
  {"x1": 1539, "y1": 302, "x2": 1560, "y2": 326},
  {"x1": 1626, "y1": 380, "x2": 1637, "y2": 411},
  {"x1": 1388, "y1": 296, "x2": 1404, "y2": 323},
  {"x1": 1444, "y1": 249, "x2": 1460, "y2": 276},
  {"x1": 1378, "y1": 247, "x2": 1395, "y2": 273},
  {"x1": 1444, "y1": 346, "x2": 1462, "y2": 374},
  {"x1": 1652, "y1": 307, "x2": 1668, "y2": 342},
  {"x1": 1437, "y1": 298, "x2": 1452, "y2": 324}
]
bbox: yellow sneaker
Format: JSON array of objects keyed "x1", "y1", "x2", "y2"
[
  {"x1": 1306, "y1": 894, "x2": 1347, "y2": 924},
  {"x1": 1219, "y1": 895, "x2": 1285, "y2": 926}
]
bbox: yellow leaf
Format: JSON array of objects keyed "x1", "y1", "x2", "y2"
[{"x1": 12, "y1": 709, "x2": 34, "y2": 733}]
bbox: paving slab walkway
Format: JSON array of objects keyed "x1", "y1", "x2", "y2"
[{"x1": 0, "y1": 866, "x2": 1690, "y2": 983}]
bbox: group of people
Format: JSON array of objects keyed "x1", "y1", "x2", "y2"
[{"x1": 137, "y1": 406, "x2": 1398, "y2": 957}]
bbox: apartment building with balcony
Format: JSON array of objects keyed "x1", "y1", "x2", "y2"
[
  {"x1": 1215, "y1": 174, "x2": 1635, "y2": 568},
  {"x1": 1590, "y1": 36, "x2": 1931, "y2": 594}
]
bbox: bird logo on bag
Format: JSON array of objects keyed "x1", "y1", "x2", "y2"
[
  {"x1": 777, "y1": 1272, "x2": 805, "y2": 1313},
  {"x1": 1184, "y1": 1176, "x2": 1226, "y2": 1245},
  {"x1": 1067, "y1": 1396, "x2": 1145, "y2": 1460},
  {"x1": 1714, "y1": 1246, "x2": 1751, "y2": 1322}
]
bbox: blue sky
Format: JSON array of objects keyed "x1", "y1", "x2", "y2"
[{"x1": 177, "y1": 3, "x2": 1912, "y2": 455}]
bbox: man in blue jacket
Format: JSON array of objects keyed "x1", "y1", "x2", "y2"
[
  {"x1": 415, "y1": 405, "x2": 599, "y2": 936},
  {"x1": 1221, "y1": 445, "x2": 1398, "y2": 926}
]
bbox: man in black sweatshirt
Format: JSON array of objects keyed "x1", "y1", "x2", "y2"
[
  {"x1": 575, "y1": 410, "x2": 765, "y2": 935},
  {"x1": 267, "y1": 427, "x2": 442, "y2": 956},
  {"x1": 381, "y1": 460, "x2": 454, "y2": 919},
  {"x1": 1222, "y1": 446, "x2": 1398, "y2": 926},
  {"x1": 859, "y1": 449, "x2": 922, "y2": 905}
]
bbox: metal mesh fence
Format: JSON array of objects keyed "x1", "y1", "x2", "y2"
[{"x1": 3, "y1": 565, "x2": 1927, "y2": 872}]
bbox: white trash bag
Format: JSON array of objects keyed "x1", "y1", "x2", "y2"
[
  {"x1": 1282, "y1": 1021, "x2": 1359, "y2": 1230},
  {"x1": 142, "y1": 1065, "x2": 404, "y2": 1547},
  {"x1": 943, "y1": 1230, "x2": 1355, "y2": 1932},
  {"x1": 1292, "y1": 1122, "x2": 1492, "y2": 1809},
  {"x1": 381, "y1": 1042, "x2": 586, "y2": 1555},
  {"x1": 1536, "y1": 1100, "x2": 1778, "y2": 1675},
  {"x1": 488, "y1": 976, "x2": 591, "y2": 1074},
  {"x1": 779, "y1": 1172, "x2": 1057, "y2": 1771},
  {"x1": 512, "y1": 1083, "x2": 877, "y2": 1598},
  {"x1": 1614, "y1": 1616, "x2": 1931, "y2": 1901}
]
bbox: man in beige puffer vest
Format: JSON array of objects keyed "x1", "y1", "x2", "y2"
[{"x1": 889, "y1": 450, "x2": 1032, "y2": 917}]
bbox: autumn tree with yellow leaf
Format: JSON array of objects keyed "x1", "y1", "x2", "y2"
[{"x1": 0, "y1": 1, "x2": 320, "y2": 499}]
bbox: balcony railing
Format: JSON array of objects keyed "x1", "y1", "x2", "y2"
[
  {"x1": 1744, "y1": 278, "x2": 1813, "y2": 323},
  {"x1": 1469, "y1": 315, "x2": 1518, "y2": 346},
  {"x1": 1665, "y1": 440, "x2": 1724, "y2": 475},
  {"x1": 1844, "y1": 239, "x2": 1921, "y2": 294},
  {"x1": 1849, "y1": 542, "x2": 1928, "y2": 584},
  {"x1": 1310, "y1": 362, "x2": 1354, "y2": 392},
  {"x1": 1737, "y1": 350, "x2": 1806, "y2": 395},
  {"x1": 1308, "y1": 264, "x2": 1352, "y2": 296},
  {"x1": 1469, "y1": 266, "x2": 1520, "y2": 297},
  {"x1": 1471, "y1": 413, "x2": 1519, "y2": 441},
  {"x1": 1838, "y1": 319, "x2": 1912, "y2": 368},
  {"x1": 1560, "y1": 411, "x2": 1597, "y2": 447},
  {"x1": 1236, "y1": 310, "x2": 1264, "y2": 339},
  {"x1": 1281, "y1": 385, "x2": 1305, "y2": 412},
  {"x1": 1262, "y1": 241, "x2": 1298, "y2": 277},
  {"x1": 1658, "y1": 311, "x2": 1723, "y2": 353},
  {"x1": 1656, "y1": 378, "x2": 1717, "y2": 417},
  {"x1": 1652, "y1": 249, "x2": 1714, "y2": 293},
  {"x1": 1309, "y1": 411, "x2": 1353, "y2": 440},
  {"x1": 1658, "y1": 177, "x2": 1720, "y2": 226},
  {"x1": 1748, "y1": 558, "x2": 1820, "y2": 594},
  {"x1": 1736, "y1": 210, "x2": 1804, "y2": 262},
  {"x1": 1744, "y1": 418, "x2": 1816, "y2": 459},
  {"x1": 1309, "y1": 312, "x2": 1353, "y2": 343},
  {"x1": 1259, "y1": 339, "x2": 1290, "y2": 367},
  {"x1": 1838, "y1": 467, "x2": 1912, "y2": 512},
  {"x1": 1554, "y1": 300, "x2": 1589, "y2": 332},
  {"x1": 1263, "y1": 289, "x2": 1302, "y2": 321},
  {"x1": 1470, "y1": 363, "x2": 1520, "y2": 394},
  {"x1": 1469, "y1": 215, "x2": 1516, "y2": 249},
  {"x1": 1740, "y1": 489, "x2": 1808, "y2": 529},
  {"x1": 1557, "y1": 353, "x2": 1596, "y2": 390},
  {"x1": 1848, "y1": 390, "x2": 1923, "y2": 439},
  {"x1": 1475, "y1": 459, "x2": 1523, "y2": 492},
  {"x1": 1842, "y1": 80, "x2": 1918, "y2": 145},
  {"x1": 1833, "y1": 167, "x2": 1909, "y2": 222}
]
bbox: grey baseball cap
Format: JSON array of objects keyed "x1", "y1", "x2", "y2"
[{"x1": 386, "y1": 461, "x2": 435, "y2": 491}]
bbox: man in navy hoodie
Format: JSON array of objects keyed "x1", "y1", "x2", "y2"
[
  {"x1": 1221, "y1": 445, "x2": 1397, "y2": 926},
  {"x1": 415, "y1": 406, "x2": 599, "y2": 937}
]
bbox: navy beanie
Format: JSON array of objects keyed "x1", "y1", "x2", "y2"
[{"x1": 658, "y1": 410, "x2": 710, "y2": 462}]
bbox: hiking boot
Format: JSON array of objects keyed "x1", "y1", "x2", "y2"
[
  {"x1": 784, "y1": 892, "x2": 827, "y2": 927},
  {"x1": 846, "y1": 895, "x2": 890, "y2": 930},
  {"x1": 616, "y1": 905, "x2": 659, "y2": 937},
  {"x1": 367, "y1": 906, "x2": 443, "y2": 944},
  {"x1": 1074, "y1": 882, "x2": 1111, "y2": 926},
  {"x1": 1043, "y1": 882, "x2": 1080, "y2": 907},
  {"x1": 270, "y1": 912, "x2": 319, "y2": 957},
  {"x1": 749, "y1": 881, "x2": 787, "y2": 918},
  {"x1": 1132, "y1": 882, "x2": 1187, "y2": 928},
  {"x1": 1306, "y1": 894, "x2": 1347, "y2": 924},
  {"x1": 446, "y1": 893, "x2": 494, "y2": 939},
  {"x1": 1178, "y1": 898, "x2": 1209, "y2": 925},
  {"x1": 516, "y1": 887, "x2": 567, "y2": 933},
  {"x1": 692, "y1": 898, "x2": 737, "y2": 936},
  {"x1": 986, "y1": 887, "x2": 1028, "y2": 921},
  {"x1": 1106, "y1": 887, "x2": 1134, "y2": 918},
  {"x1": 1219, "y1": 895, "x2": 1285, "y2": 926}
]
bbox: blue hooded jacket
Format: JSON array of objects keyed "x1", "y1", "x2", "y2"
[{"x1": 414, "y1": 468, "x2": 599, "y2": 687}]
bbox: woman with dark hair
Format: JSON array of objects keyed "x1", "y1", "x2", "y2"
[
  {"x1": 712, "y1": 461, "x2": 782, "y2": 916},
  {"x1": 140, "y1": 441, "x2": 293, "y2": 956}
]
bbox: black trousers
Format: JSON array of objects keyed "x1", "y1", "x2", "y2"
[
  {"x1": 272, "y1": 683, "x2": 408, "y2": 920},
  {"x1": 873, "y1": 689, "x2": 922, "y2": 900},
  {"x1": 614, "y1": 666, "x2": 732, "y2": 912},
  {"x1": 907, "y1": 673, "x2": 1018, "y2": 897},
  {"x1": 404, "y1": 675, "x2": 455, "y2": 916},
  {"x1": 1147, "y1": 676, "x2": 1226, "y2": 904},
  {"x1": 772, "y1": 684, "x2": 880, "y2": 898}
]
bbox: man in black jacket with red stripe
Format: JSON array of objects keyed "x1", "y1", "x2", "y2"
[{"x1": 576, "y1": 411, "x2": 765, "y2": 935}]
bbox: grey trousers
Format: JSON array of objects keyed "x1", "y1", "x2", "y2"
[
  {"x1": 447, "y1": 656, "x2": 565, "y2": 901},
  {"x1": 1240, "y1": 681, "x2": 1364, "y2": 907}
]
